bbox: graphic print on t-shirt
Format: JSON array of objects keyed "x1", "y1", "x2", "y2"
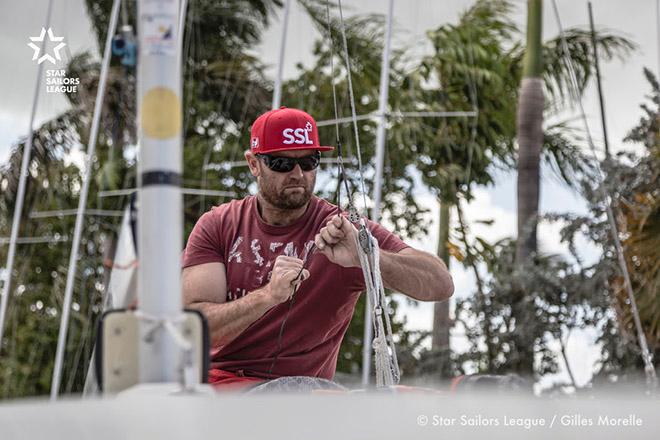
[{"x1": 225, "y1": 236, "x2": 315, "y2": 301}]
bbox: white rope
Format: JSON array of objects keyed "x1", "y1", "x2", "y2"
[
  {"x1": 134, "y1": 310, "x2": 196, "y2": 391},
  {"x1": 551, "y1": 0, "x2": 657, "y2": 388},
  {"x1": 0, "y1": 0, "x2": 55, "y2": 353},
  {"x1": 331, "y1": 0, "x2": 400, "y2": 388},
  {"x1": 50, "y1": 0, "x2": 123, "y2": 401},
  {"x1": 354, "y1": 222, "x2": 400, "y2": 387}
]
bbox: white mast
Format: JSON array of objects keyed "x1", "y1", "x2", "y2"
[
  {"x1": 50, "y1": 0, "x2": 123, "y2": 400},
  {"x1": 362, "y1": 0, "x2": 394, "y2": 387},
  {"x1": 272, "y1": 0, "x2": 292, "y2": 109},
  {"x1": 0, "y1": 0, "x2": 54, "y2": 353},
  {"x1": 136, "y1": 0, "x2": 184, "y2": 383}
]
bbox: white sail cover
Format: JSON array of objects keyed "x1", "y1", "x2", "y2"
[{"x1": 106, "y1": 205, "x2": 138, "y2": 309}]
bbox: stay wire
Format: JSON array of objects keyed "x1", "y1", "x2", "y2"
[
  {"x1": 0, "y1": 0, "x2": 55, "y2": 362},
  {"x1": 334, "y1": 0, "x2": 399, "y2": 387},
  {"x1": 550, "y1": 0, "x2": 657, "y2": 387},
  {"x1": 462, "y1": 23, "x2": 480, "y2": 193},
  {"x1": 325, "y1": 0, "x2": 352, "y2": 213},
  {"x1": 269, "y1": 1, "x2": 354, "y2": 376},
  {"x1": 337, "y1": 0, "x2": 369, "y2": 217}
]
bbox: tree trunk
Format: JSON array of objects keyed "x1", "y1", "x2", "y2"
[
  {"x1": 432, "y1": 201, "x2": 451, "y2": 356},
  {"x1": 512, "y1": 0, "x2": 544, "y2": 377},
  {"x1": 515, "y1": 0, "x2": 544, "y2": 266},
  {"x1": 515, "y1": 77, "x2": 544, "y2": 265}
]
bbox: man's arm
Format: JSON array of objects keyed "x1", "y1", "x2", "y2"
[
  {"x1": 379, "y1": 247, "x2": 453, "y2": 301},
  {"x1": 183, "y1": 257, "x2": 310, "y2": 348},
  {"x1": 315, "y1": 215, "x2": 454, "y2": 302}
]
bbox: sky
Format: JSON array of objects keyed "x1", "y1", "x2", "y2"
[{"x1": 0, "y1": 0, "x2": 658, "y2": 389}]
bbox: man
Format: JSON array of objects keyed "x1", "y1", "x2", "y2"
[{"x1": 182, "y1": 107, "x2": 453, "y2": 390}]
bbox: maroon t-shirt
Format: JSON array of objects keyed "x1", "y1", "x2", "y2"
[{"x1": 182, "y1": 195, "x2": 409, "y2": 380}]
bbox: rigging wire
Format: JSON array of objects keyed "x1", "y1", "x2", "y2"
[
  {"x1": 0, "y1": 0, "x2": 56, "y2": 353},
  {"x1": 198, "y1": 6, "x2": 255, "y2": 213},
  {"x1": 462, "y1": 22, "x2": 480, "y2": 194},
  {"x1": 336, "y1": 0, "x2": 369, "y2": 217},
  {"x1": 334, "y1": 0, "x2": 400, "y2": 387},
  {"x1": 325, "y1": 0, "x2": 351, "y2": 211},
  {"x1": 359, "y1": 0, "x2": 395, "y2": 387},
  {"x1": 50, "y1": 0, "x2": 123, "y2": 401},
  {"x1": 657, "y1": 0, "x2": 660, "y2": 78},
  {"x1": 268, "y1": 0, "x2": 363, "y2": 377},
  {"x1": 550, "y1": 0, "x2": 657, "y2": 388}
]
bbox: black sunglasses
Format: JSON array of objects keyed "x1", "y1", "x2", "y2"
[{"x1": 256, "y1": 152, "x2": 321, "y2": 173}]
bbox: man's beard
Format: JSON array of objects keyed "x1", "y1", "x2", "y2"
[{"x1": 258, "y1": 177, "x2": 315, "y2": 210}]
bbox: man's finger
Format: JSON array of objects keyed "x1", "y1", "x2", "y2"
[
  {"x1": 315, "y1": 234, "x2": 328, "y2": 250},
  {"x1": 290, "y1": 268, "x2": 310, "y2": 285},
  {"x1": 274, "y1": 255, "x2": 303, "y2": 265},
  {"x1": 275, "y1": 258, "x2": 303, "y2": 266},
  {"x1": 274, "y1": 263, "x2": 303, "y2": 273},
  {"x1": 326, "y1": 221, "x2": 345, "y2": 239},
  {"x1": 281, "y1": 268, "x2": 302, "y2": 283},
  {"x1": 274, "y1": 257, "x2": 303, "y2": 267},
  {"x1": 320, "y1": 228, "x2": 340, "y2": 245}
]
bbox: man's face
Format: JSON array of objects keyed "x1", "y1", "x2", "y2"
[{"x1": 246, "y1": 149, "x2": 318, "y2": 210}]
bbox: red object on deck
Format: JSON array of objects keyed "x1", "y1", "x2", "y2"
[{"x1": 208, "y1": 368, "x2": 266, "y2": 391}]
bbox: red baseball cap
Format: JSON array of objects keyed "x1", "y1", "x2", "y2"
[{"x1": 249, "y1": 107, "x2": 334, "y2": 154}]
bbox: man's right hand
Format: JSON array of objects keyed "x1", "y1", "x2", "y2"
[{"x1": 265, "y1": 256, "x2": 310, "y2": 304}]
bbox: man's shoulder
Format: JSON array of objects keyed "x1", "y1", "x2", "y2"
[
  {"x1": 311, "y1": 196, "x2": 338, "y2": 217},
  {"x1": 198, "y1": 196, "x2": 253, "y2": 227},
  {"x1": 208, "y1": 195, "x2": 253, "y2": 215}
]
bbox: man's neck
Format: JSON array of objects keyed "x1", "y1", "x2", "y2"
[{"x1": 256, "y1": 194, "x2": 310, "y2": 226}]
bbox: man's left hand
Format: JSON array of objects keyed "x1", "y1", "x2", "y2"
[{"x1": 314, "y1": 215, "x2": 360, "y2": 268}]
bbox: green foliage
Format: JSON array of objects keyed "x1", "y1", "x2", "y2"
[{"x1": 416, "y1": 0, "x2": 519, "y2": 202}]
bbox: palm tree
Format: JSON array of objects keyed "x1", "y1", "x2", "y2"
[
  {"x1": 512, "y1": 0, "x2": 544, "y2": 376},
  {"x1": 415, "y1": 0, "x2": 519, "y2": 377},
  {"x1": 406, "y1": 0, "x2": 634, "y2": 378},
  {"x1": 509, "y1": 0, "x2": 636, "y2": 376}
]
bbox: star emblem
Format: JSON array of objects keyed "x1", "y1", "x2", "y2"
[{"x1": 27, "y1": 28, "x2": 66, "y2": 65}]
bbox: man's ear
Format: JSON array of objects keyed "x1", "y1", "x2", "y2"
[{"x1": 245, "y1": 151, "x2": 260, "y2": 177}]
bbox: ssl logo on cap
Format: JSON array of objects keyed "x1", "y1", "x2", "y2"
[{"x1": 282, "y1": 123, "x2": 314, "y2": 145}]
